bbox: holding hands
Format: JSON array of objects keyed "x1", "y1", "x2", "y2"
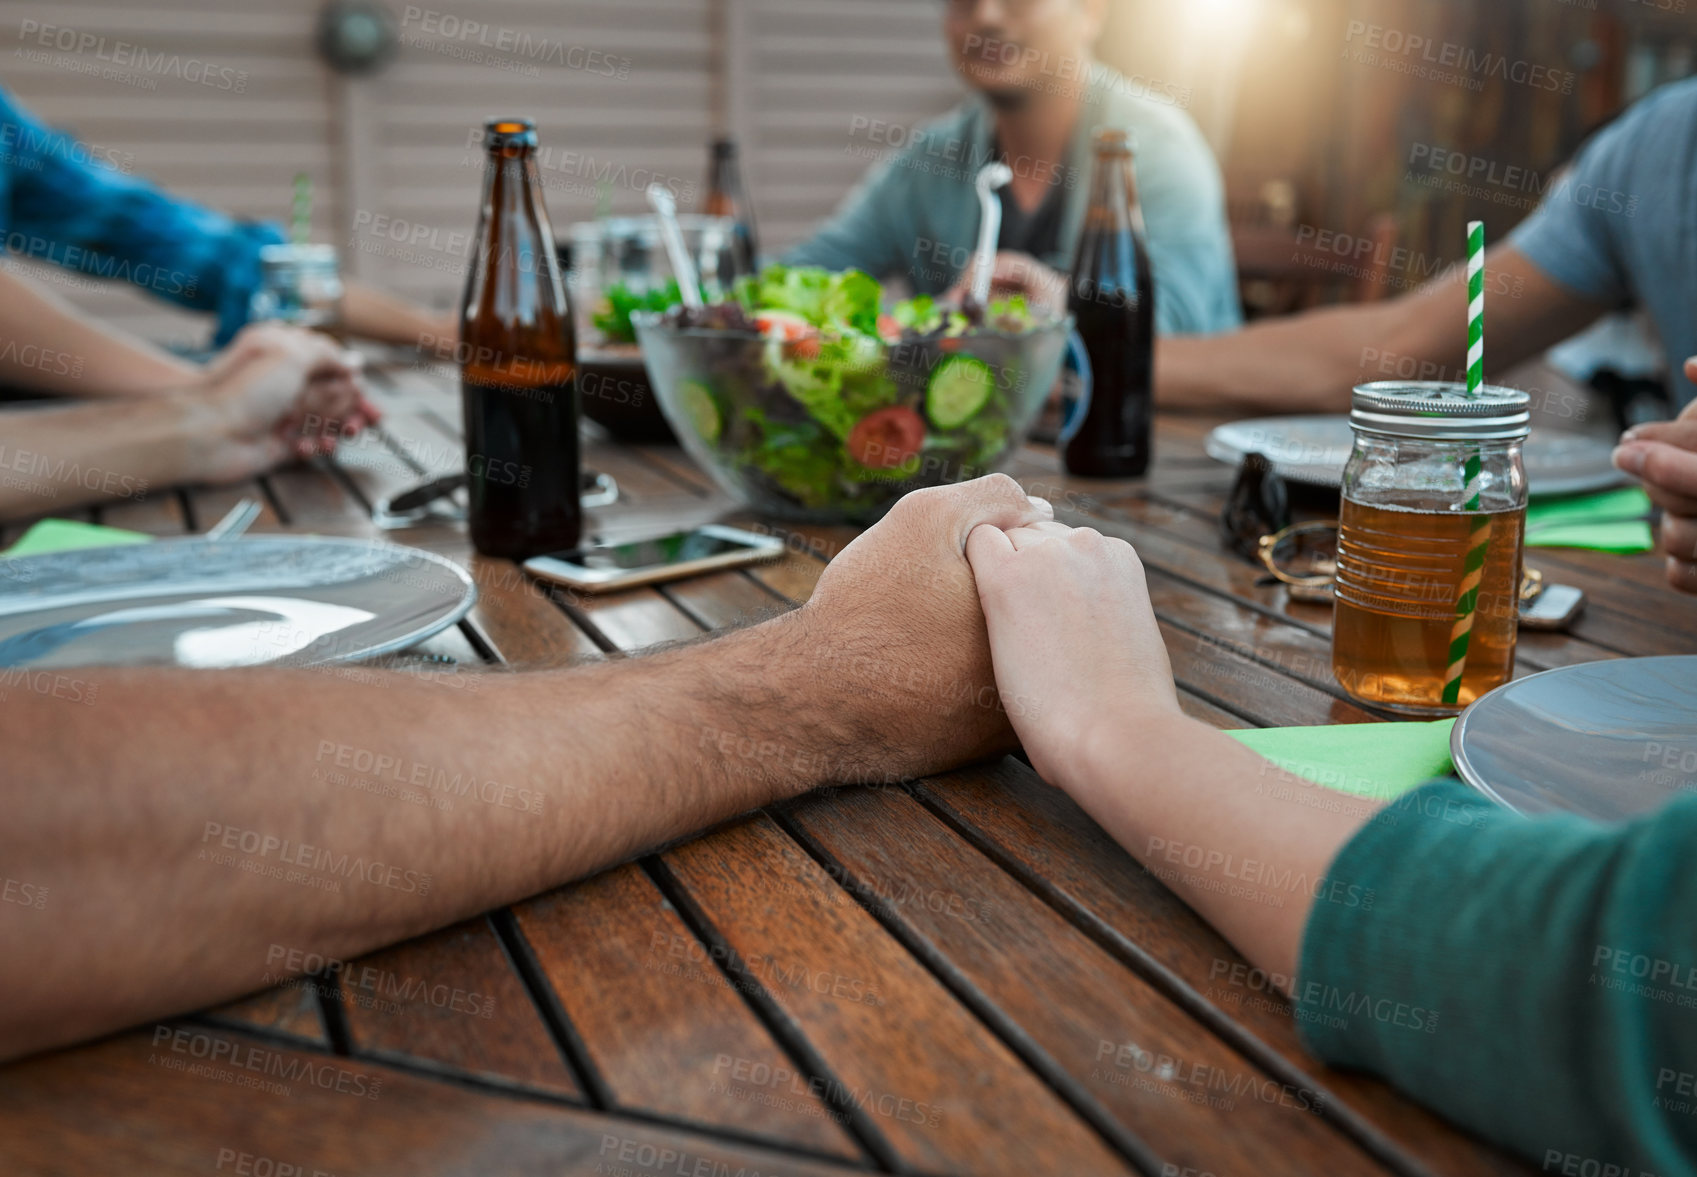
[
  {"x1": 1612, "y1": 356, "x2": 1697, "y2": 594},
  {"x1": 188, "y1": 322, "x2": 379, "y2": 484},
  {"x1": 964, "y1": 519, "x2": 1178, "y2": 790},
  {"x1": 799, "y1": 473, "x2": 1055, "y2": 782}
]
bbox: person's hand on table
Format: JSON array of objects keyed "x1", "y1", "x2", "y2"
[
  {"x1": 189, "y1": 323, "x2": 379, "y2": 483},
  {"x1": 796, "y1": 473, "x2": 1054, "y2": 781},
  {"x1": 946, "y1": 250, "x2": 1068, "y2": 316},
  {"x1": 964, "y1": 520, "x2": 1178, "y2": 790},
  {"x1": 1612, "y1": 357, "x2": 1697, "y2": 594}
]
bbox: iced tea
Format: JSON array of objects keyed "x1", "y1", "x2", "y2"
[{"x1": 1332, "y1": 496, "x2": 1524, "y2": 713}]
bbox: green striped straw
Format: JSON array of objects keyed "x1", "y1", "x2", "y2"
[
  {"x1": 291, "y1": 172, "x2": 312, "y2": 245},
  {"x1": 1442, "y1": 220, "x2": 1491, "y2": 706}
]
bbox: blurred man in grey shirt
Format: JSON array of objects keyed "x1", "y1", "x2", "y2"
[{"x1": 786, "y1": 0, "x2": 1241, "y2": 336}]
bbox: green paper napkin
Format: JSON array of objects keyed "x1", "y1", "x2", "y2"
[
  {"x1": 3, "y1": 519, "x2": 153, "y2": 557},
  {"x1": 1524, "y1": 486, "x2": 1653, "y2": 553},
  {"x1": 1227, "y1": 719, "x2": 1456, "y2": 801}
]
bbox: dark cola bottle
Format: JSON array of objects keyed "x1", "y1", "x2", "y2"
[
  {"x1": 1061, "y1": 128, "x2": 1155, "y2": 478},
  {"x1": 459, "y1": 117, "x2": 582, "y2": 558},
  {"x1": 703, "y1": 137, "x2": 759, "y2": 277}
]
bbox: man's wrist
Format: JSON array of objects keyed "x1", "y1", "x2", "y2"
[{"x1": 680, "y1": 610, "x2": 855, "y2": 804}]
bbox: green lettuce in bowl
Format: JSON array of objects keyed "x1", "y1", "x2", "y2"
[{"x1": 634, "y1": 265, "x2": 1069, "y2": 522}]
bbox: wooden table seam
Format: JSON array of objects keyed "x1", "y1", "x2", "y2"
[
  {"x1": 906, "y1": 782, "x2": 1448, "y2": 1177},
  {"x1": 639, "y1": 854, "x2": 906, "y2": 1173},
  {"x1": 770, "y1": 806, "x2": 1172, "y2": 1177}
]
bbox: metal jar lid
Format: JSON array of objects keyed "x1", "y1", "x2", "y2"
[
  {"x1": 259, "y1": 242, "x2": 340, "y2": 278},
  {"x1": 1350, "y1": 381, "x2": 1531, "y2": 441}
]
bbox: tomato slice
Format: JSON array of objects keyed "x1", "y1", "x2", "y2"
[
  {"x1": 876, "y1": 313, "x2": 903, "y2": 343},
  {"x1": 847, "y1": 406, "x2": 926, "y2": 469},
  {"x1": 754, "y1": 311, "x2": 813, "y2": 342}
]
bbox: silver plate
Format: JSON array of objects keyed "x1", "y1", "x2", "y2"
[
  {"x1": 1205, "y1": 415, "x2": 1628, "y2": 496},
  {"x1": 0, "y1": 536, "x2": 476, "y2": 670},
  {"x1": 1451, "y1": 657, "x2": 1697, "y2": 819}
]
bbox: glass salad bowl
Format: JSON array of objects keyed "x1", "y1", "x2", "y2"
[{"x1": 633, "y1": 310, "x2": 1072, "y2": 522}]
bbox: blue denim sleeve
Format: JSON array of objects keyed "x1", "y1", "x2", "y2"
[
  {"x1": 0, "y1": 88, "x2": 285, "y2": 345},
  {"x1": 1298, "y1": 779, "x2": 1697, "y2": 1176}
]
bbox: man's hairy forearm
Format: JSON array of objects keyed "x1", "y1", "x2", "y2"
[
  {"x1": 1156, "y1": 300, "x2": 1415, "y2": 414},
  {"x1": 341, "y1": 281, "x2": 454, "y2": 349},
  {"x1": 0, "y1": 610, "x2": 837, "y2": 1061},
  {"x1": 1154, "y1": 245, "x2": 1604, "y2": 415}
]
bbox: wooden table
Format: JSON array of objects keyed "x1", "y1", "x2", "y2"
[{"x1": 4, "y1": 367, "x2": 1692, "y2": 1177}]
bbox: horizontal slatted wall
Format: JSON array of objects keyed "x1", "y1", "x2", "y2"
[
  {"x1": 4, "y1": 0, "x2": 966, "y2": 337},
  {"x1": 360, "y1": 0, "x2": 714, "y2": 311},
  {"x1": 732, "y1": 0, "x2": 963, "y2": 253}
]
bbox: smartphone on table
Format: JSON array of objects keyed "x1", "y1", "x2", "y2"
[
  {"x1": 522, "y1": 525, "x2": 784, "y2": 594},
  {"x1": 1518, "y1": 583, "x2": 1585, "y2": 630}
]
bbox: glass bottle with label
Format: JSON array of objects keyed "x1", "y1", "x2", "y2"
[
  {"x1": 703, "y1": 137, "x2": 758, "y2": 278},
  {"x1": 1061, "y1": 128, "x2": 1154, "y2": 479},
  {"x1": 459, "y1": 117, "x2": 582, "y2": 559}
]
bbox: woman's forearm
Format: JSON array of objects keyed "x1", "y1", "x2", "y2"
[
  {"x1": 0, "y1": 395, "x2": 214, "y2": 520},
  {"x1": 1067, "y1": 713, "x2": 1384, "y2": 986},
  {"x1": 0, "y1": 269, "x2": 200, "y2": 397}
]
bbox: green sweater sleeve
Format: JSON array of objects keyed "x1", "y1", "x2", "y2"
[{"x1": 1297, "y1": 780, "x2": 1697, "y2": 1176}]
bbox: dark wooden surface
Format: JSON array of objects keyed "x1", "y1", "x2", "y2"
[{"x1": 4, "y1": 367, "x2": 1688, "y2": 1177}]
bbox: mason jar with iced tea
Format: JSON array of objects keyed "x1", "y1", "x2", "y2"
[
  {"x1": 1331, "y1": 382, "x2": 1529, "y2": 714},
  {"x1": 251, "y1": 243, "x2": 345, "y2": 337}
]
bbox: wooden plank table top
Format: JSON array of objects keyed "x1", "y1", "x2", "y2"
[{"x1": 5, "y1": 371, "x2": 1687, "y2": 1177}]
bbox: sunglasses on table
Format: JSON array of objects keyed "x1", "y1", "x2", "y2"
[{"x1": 1220, "y1": 454, "x2": 1547, "y2": 606}]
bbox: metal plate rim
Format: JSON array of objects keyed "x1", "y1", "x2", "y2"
[
  {"x1": 1450, "y1": 655, "x2": 1697, "y2": 818},
  {"x1": 1205, "y1": 415, "x2": 1629, "y2": 495},
  {"x1": 0, "y1": 534, "x2": 478, "y2": 668}
]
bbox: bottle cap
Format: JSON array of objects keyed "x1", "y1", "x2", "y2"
[
  {"x1": 483, "y1": 117, "x2": 537, "y2": 149},
  {"x1": 1092, "y1": 127, "x2": 1133, "y2": 154},
  {"x1": 1350, "y1": 381, "x2": 1531, "y2": 441}
]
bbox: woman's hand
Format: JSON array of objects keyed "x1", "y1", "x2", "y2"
[
  {"x1": 964, "y1": 520, "x2": 1179, "y2": 789},
  {"x1": 190, "y1": 324, "x2": 378, "y2": 482}
]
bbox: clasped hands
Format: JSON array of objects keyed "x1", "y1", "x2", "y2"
[
  {"x1": 794, "y1": 474, "x2": 1174, "y2": 790},
  {"x1": 179, "y1": 322, "x2": 380, "y2": 484}
]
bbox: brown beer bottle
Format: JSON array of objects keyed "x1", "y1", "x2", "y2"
[
  {"x1": 1061, "y1": 128, "x2": 1155, "y2": 478},
  {"x1": 703, "y1": 137, "x2": 758, "y2": 276},
  {"x1": 460, "y1": 117, "x2": 582, "y2": 558}
]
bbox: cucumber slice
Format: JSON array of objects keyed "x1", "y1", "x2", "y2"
[
  {"x1": 925, "y1": 354, "x2": 995, "y2": 429},
  {"x1": 676, "y1": 379, "x2": 721, "y2": 443}
]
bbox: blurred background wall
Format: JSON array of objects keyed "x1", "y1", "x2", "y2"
[{"x1": 5, "y1": 0, "x2": 1691, "y2": 346}]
